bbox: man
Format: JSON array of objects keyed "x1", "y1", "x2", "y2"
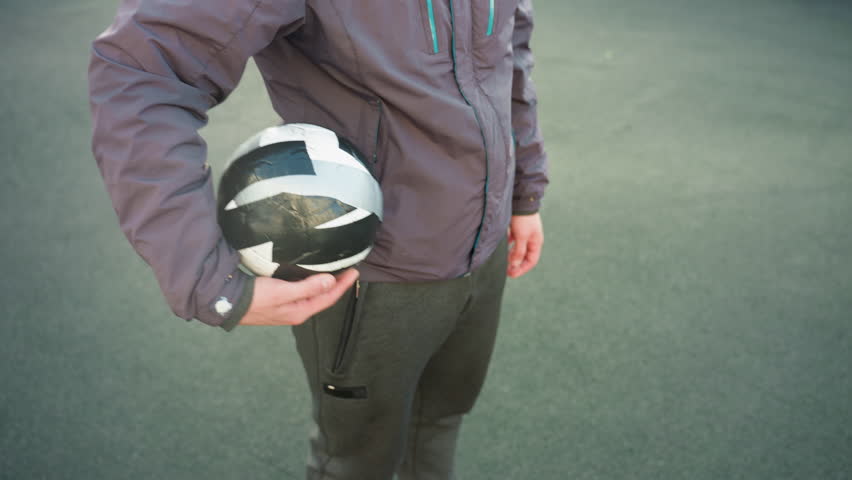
[{"x1": 89, "y1": 0, "x2": 547, "y2": 478}]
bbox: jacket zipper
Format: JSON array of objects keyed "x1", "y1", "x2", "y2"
[
  {"x1": 447, "y1": 0, "x2": 490, "y2": 266},
  {"x1": 486, "y1": 0, "x2": 495, "y2": 36},
  {"x1": 425, "y1": 0, "x2": 439, "y2": 53},
  {"x1": 331, "y1": 280, "x2": 361, "y2": 374}
]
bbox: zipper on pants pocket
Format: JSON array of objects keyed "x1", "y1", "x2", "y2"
[{"x1": 331, "y1": 280, "x2": 362, "y2": 374}]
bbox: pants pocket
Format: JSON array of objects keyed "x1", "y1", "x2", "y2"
[{"x1": 329, "y1": 280, "x2": 367, "y2": 376}]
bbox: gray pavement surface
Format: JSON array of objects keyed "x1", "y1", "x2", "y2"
[{"x1": 1, "y1": 0, "x2": 851, "y2": 478}]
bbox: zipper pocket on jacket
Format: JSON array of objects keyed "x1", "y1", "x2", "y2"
[
  {"x1": 425, "y1": 0, "x2": 439, "y2": 53},
  {"x1": 370, "y1": 98, "x2": 383, "y2": 168},
  {"x1": 486, "y1": 0, "x2": 495, "y2": 36},
  {"x1": 331, "y1": 280, "x2": 363, "y2": 374}
]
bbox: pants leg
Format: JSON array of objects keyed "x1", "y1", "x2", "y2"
[
  {"x1": 397, "y1": 238, "x2": 508, "y2": 480},
  {"x1": 291, "y1": 239, "x2": 508, "y2": 480}
]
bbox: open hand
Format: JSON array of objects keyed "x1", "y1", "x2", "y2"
[{"x1": 239, "y1": 269, "x2": 359, "y2": 326}]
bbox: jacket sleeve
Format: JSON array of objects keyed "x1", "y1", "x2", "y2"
[
  {"x1": 511, "y1": 0, "x2": 549, "y2": 215},
  {"x1": 88, "y1": 0, "x2": 305, "y2": 330}
]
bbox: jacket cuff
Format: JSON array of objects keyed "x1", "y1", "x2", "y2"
[
  {"x1": 512, "y1": 195, "x2": 542, "y2": 215},
  {"x1": 192, "y1": 268, "x2": 255, "y2": 331},
  {"x1": 218, "y1": 273, "x2": 255, "y2": 332}
]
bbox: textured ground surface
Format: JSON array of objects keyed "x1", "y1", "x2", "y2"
[{"x1": 1, "y1": 0, "x2": 851, "y2": 478}]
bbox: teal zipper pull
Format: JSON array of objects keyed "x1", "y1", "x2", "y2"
[
  {"x1": 426, "y1": 0, "x2": 439, "y2": 53},
  {"x1": 486, "y1": 0, "x2": 495, "y2": 36}
]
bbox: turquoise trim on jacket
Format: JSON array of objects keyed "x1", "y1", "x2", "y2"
[
  {"x1": 487, "y1": 0, "x2": 495, "y2": 36},
  {"x1": 426, "y1": 0, "x2": 439, "y2": 53}
]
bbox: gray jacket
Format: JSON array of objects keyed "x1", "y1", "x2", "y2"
[{"x1": 88, "y1": 0, "x2": 548, "y2": 330}]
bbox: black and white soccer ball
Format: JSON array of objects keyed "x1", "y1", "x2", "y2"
[{"x1": 217, "y1": 123, "x2": 383, "y2": 280}]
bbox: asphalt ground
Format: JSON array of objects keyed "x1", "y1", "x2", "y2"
[{"x1": 1, "y1": 0, "x2": 851, "y2": 478}]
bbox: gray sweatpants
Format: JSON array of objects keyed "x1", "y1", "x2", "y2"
[{"x1": 292, "y1": 238, "x2": 508, "y2": 479}]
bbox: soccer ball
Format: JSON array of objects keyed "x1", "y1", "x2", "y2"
[{"x1": 217, "y1": 123, "x2": 383, "y2": 280}]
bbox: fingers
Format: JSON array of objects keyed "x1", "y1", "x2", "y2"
[
  {"x1": 274, "y1": 269, "x2": 360, "y2": 324},
  {"x1": 295, "y1": 269, "x2": 359, "y2": 313},
  {"x1": 508, "y1": 235, "x2": 528, "y2": 272},
  {"x1": 508, "y1": 233, "x2": 542, "y2": 278},
  {"x1": 274, "y1": 272, "x2": 338, "y2": 303},
  {"x1": 507, "y1": 213, "x2": 544, "y2": 279}
]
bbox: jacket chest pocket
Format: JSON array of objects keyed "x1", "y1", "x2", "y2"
[
  {"x1": 418, "y1": 0, "x2": 517, "y2": 55},
  {"x1": 472, "y1": 0, "x2": 516, "y2": 39},
  {"x1": 305, "y1": 0, "x2": 448, "y2": 67},
  {"x1": 471, "y1": 0, "x2": 517, "y2": 71},
  {"x1": 419, "y1": 0, "x2": 449, "y2": 55}
]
